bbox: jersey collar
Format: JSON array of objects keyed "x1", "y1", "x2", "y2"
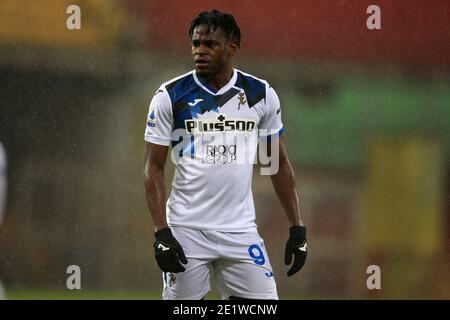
[{"x1": 193, "y1": 69, "x2": 237, "y2": 96}]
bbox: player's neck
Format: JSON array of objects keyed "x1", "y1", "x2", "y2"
[{"x1": 200, "y1": 66, "x2": 234, "y2": 91}]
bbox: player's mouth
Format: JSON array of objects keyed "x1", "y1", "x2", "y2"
[{"x1": 195, "y1": 58, "x2": 210, "y2": 69}]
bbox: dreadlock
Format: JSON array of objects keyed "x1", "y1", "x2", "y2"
[{"x1": 188, "y1": 10, "x2": 241, "y2": 47}]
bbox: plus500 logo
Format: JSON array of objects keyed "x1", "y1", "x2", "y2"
[{"x1": 185, "y1": 115, "x2": 255, "y2": 133}]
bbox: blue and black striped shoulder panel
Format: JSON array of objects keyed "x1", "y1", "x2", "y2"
[{"x1": 235, "y1": 71, "x2": 266, "y2": 107}]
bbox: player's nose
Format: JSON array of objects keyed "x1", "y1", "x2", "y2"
[{"x1": 193, "y1": 44, "x2": 208, "y2": 56}]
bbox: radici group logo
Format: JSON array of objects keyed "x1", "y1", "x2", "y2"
[{"x1": 205, "y1": 144, "x2": 237, "y2": 164}]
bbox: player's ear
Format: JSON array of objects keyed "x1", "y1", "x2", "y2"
[{"x1": 228, "y1": 41, "x2": 237, "y2": 57}]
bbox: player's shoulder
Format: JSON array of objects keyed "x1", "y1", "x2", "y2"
[
  {"x1": 160, "y1": 70, "x2": 195, "y2": 90},
  {"x1": 150, "y1": 70, "x2": 196, "y2": 106},
  {"x1": 158, "y1": 70, "x2": 197, "y2": 100},
  {"x1": 235, "y1": 69, "x2": 269, "y2": 86},
  {"x1": 234, "y1": 69, "x2": 275, "y2": 107}
]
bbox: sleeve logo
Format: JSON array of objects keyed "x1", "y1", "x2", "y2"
[{"x1": 147, "y1": 110, "x2": 156, "y2": 128}]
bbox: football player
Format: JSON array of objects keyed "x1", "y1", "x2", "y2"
[{"x1": 144, "y1": 10, "x2": 307, "y2": 300}]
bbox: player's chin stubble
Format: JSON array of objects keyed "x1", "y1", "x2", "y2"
[{"x1": 195, "y1": 66, "x2": 214, "y2": 79}]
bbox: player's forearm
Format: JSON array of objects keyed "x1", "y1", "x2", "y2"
[
  {"x1": 144, "y1": 164, "x2": 168, "y2": 232},
  {"x1": 270, "y1": 157, "x2": 304, "y2": 227}
]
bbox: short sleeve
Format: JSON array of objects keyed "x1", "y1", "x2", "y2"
[
  {"x1": 259, "y1": 85, "x2": 284, "y2": 137},
  {"x1": 144, "y1": 87, "x2": 173, "y2": 146}
]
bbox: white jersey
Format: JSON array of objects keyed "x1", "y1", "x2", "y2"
[
  {"x1": 144, "y1": 69, "x2": 284, "y2": 231},
  {"x1": 0, "y1": 142, "x2": 6, "y2": 225}
]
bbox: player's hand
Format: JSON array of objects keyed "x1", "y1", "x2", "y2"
[
  {"x1": 284, "y1": 225, "x2": 307, "y2": 276},
  {"x1": 153, "y1": 228, "x2": 188, "y2": 273}
]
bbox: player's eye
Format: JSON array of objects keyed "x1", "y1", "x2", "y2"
[{"x1": 192, "y1": 40, "x2": 200, "y2": 47}]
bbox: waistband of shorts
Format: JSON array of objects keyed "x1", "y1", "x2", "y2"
[{"x1": 168, "y1": 223, "x2": 258, "y2": 233}]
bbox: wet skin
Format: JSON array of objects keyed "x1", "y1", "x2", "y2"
[{"x1": 191, "y1": 24, "x2": 237, "y2": 91}]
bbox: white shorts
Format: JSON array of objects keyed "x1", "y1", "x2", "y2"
[{"x1": 161, "y1": 226, "x2": 278, "y2": 300}]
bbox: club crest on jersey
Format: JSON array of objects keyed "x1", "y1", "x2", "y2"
[
  {"x1": 185, "y1": 114, "x2": 255, "y2": 133},
  {"x1": 237, "y1": 92, "x2": 246, "y2": 110}
]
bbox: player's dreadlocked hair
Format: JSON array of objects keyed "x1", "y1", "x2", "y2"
[{"x1": 188, "y1": 10, "x2": 241, "y2": 48}]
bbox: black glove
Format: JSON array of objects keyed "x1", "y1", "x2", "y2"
[
  {"x1": 153, "y1": 228, "x2": 188, "y2": 273},
  {"x1": 285, "y1": 225, "x2": 307, "y2": 276}
]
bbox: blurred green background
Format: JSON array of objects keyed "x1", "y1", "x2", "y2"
[{"x1": 0, "y1": 0, "x2": 449, "y2": 300}]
